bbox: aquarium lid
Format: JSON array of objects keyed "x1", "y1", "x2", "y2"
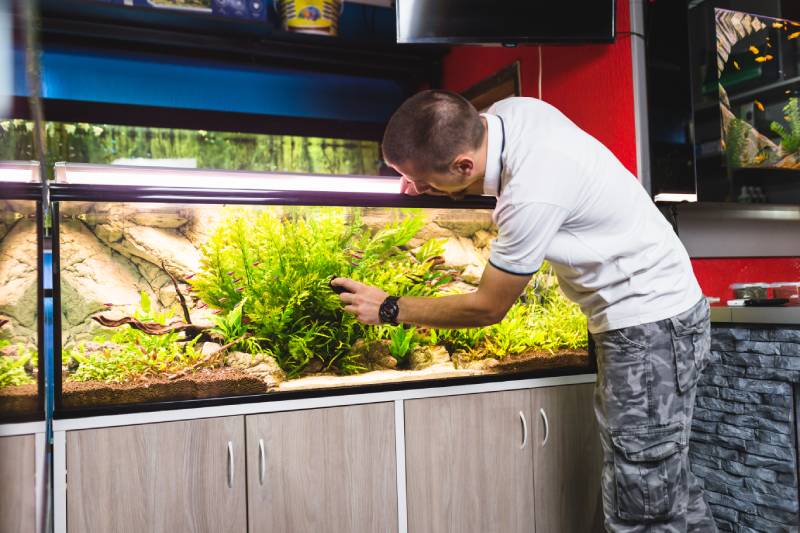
[
  {"x1": 53, "y1": 162, "x2": 401, "y2": 194},
  {"x1": 49, "y1": 162, "x2": 498, "y2": 209},
  {"x1": 0, "y1": 161, "x2": 40, "y2": 183}
]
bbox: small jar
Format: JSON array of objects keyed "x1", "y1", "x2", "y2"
[{"x1": 730, "y1": 283, "x2": 769, "y2": 300}]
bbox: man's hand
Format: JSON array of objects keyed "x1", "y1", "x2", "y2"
[{"x1": 331, "y1": 277, "x2": 388, "y2": 325}]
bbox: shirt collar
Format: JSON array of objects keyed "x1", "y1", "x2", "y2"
[{"x1": 481, "y1": 113, "x2": 503, "y2": 197}]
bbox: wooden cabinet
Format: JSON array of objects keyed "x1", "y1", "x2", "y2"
[
  {"x1": 404, "y1": 390, "x2": 535, "y2": 533},
  {"x1": 531, "y1": 384, "x2": 604, "y2": 533},
  {"x1": 66, "y1": 416, "x2": 246, "y2": 533},
  {"x1": 245, "y1": 403, "x2": 397, "y2": 533},
  {"x1": 0, "y1": 434, "x2": 36, "y2": 533}
]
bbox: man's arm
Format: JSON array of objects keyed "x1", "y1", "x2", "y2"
[{"x1": 332, "y1": 263, "x2": 531, "y2": 328}]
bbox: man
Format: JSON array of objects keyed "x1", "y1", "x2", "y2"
[{"x1": 331, "y1": 90, "x2": 716, "y2": 532}]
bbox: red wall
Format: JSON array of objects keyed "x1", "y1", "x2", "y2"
[
  {"x1": 441, "y1": 0, "x2": 636, "y2": 174},
  {"x1": 439, "y1": 0, "x2": 800, "y2": 300}
]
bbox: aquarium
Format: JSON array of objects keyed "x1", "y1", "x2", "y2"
[
  {"x1": 52, "y1": 163, "x2": 590, "y2": 414},
  {"x1": 0, "y1": 162, "x2": 43, "y2": 422},
  {"x1": 683, "y1": 2, "x2": 800, "y2": 203}
]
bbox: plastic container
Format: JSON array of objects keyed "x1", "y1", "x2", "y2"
[
  {"x1": 770, "y1": 282, "x2": 800, "y2": 305},
  {"x1": 730, "y1": 283, "x2": 769, "y2": 300},
  {"x1": 276, "y1": 0, "x2": 343, "y2": 36}
]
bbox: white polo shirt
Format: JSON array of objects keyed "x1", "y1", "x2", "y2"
[{"x1": 484, "y1": 97, "x2": 702, "y2": 334}]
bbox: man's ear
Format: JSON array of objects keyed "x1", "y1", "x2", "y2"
[{"x1": 452, "y1": 155, "x2": 475, "y2": 177}]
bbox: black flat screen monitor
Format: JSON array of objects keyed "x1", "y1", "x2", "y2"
[{"x1": 396, "y1": 0, "x2": 616, "y2": 44}]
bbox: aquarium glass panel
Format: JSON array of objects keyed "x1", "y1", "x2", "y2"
[
  {"x1": 0, "y1": 120, "x2": 381, "y2": 175},
  {"x1": 58, "y1": 202, "x2": 589, "y2": 411},
  {"x1": 688, "y1": 1, "x2": 800, "y2": 203},
  {"x1": 0, "y1": 199, "x2": 39, "y2": 419}
]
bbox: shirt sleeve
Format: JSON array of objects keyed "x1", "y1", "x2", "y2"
[{"x1": 488, "y1": 202, "x2": 569, "y2": 275}]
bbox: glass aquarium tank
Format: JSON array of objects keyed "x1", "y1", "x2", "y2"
[
  {"x1": 52, "y1": 163, "x2": 590, "y2": 414},
  {"x1": 686, "y1": 2, "x2": 800, "y2": 203},
  {"x1": 0, "y1": 162, "x2": 42, "y2": 421}
]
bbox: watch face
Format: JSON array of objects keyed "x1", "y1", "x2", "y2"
[{"x1": 380, "y1": 296, "x2": 400, "y2": 325}]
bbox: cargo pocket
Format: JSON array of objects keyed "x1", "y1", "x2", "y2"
[
  {"x1": 669, "y1": 311, "x2": 706, "y2": 394},
  {"x1": 611, "y1": 423, "x2": 687, "y2": 522}
]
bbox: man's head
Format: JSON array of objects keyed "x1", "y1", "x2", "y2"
[{"x1": 382, "y1": 90, "x2": 487, "y2": 198}]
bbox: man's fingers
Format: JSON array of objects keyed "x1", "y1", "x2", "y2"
[
  {"x1": 344, "y1": 305, "x2": 358, "y2": 315},
  {"x1": 332, "y1": 277, "x2": 364, "y2": 293},
  {"x1": 339, "y1": 292, "x2": 355, "y2": 304}
]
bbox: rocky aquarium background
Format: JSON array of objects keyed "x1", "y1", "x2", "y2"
[
  {"x1": 0, "y1": 200, "x2": 39, "y2": 417},
  {"x1": 55, "y1": 202, "x2": 589, "y2": 411}
]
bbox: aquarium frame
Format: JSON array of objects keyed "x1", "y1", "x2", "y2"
[
  {"x1": 0, "y1": 185, "x2": 45, "y2": 423},
  {"x1": 50, "y1": 178, "x2": 599, "y2": 419}
]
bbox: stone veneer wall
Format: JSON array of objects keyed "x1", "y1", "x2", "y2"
[{"x1": 691, "y1": 325, "x2": 800, "y2": 532}]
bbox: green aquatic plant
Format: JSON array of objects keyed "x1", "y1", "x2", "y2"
[
  {"x1": 68, "y1": 292, "x2": 205, "y2": 383},
  {"x1": 388, "y1": 326, "x2": 419, "y2": 363},
  {"x1": 67, "y1": 335, "x2": 204, "y2": 384},
  {"x1": 725, "y1": 117, "x2": 748, "y2": 169},
  {"x1": 0, "y1": 347, "x2": 35, "y2": 387},
  {"x1": 771, "y1": 98, "x2": 800, "y2": 155},
  {"x1": 190, "y1": 207, "x2": 454, "y2": 377}
]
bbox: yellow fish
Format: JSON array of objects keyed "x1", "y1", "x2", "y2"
[
  {"x1": 789, "y1": 31, "x2": 800, "y2": 40},
  {"x1": 754, "y1": 100, "x2": 765, "y2": 112},
  {"x1": 755, "y1": 55, "x2": 774, "y2": 63},
  {"x1": 733, "y1": 60, "x2": 740, "y2": 70},
  {"x1": 773, "y1": 22, "x2": 784, "y2": 29},
  {"x1": 749, "y1": 45, "x2": 760, "y2": 54}
]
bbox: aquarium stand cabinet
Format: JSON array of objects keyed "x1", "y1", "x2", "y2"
[{"x1": 51, "y1": 375, "x2": 601, "y2": 533}]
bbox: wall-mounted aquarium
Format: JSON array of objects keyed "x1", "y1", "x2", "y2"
[
  {"x1": 0, "y1": 162, "x2": 43, "y2": 422},
  {"x1": 52, "y1": 163, "x2": 591, "y2": 415},
  {"x1": 647, "y1": 1, "x2": 800, "y2": 203}
]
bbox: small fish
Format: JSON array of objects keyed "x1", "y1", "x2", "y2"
[
  {"x1": 252, "y1": 262, "x2": 261, "y2": 267},
  {"x1": 232, "y1": 277, "x2": 242, "y2": 283},
  {"x1": 754, "y1": 100, "x2": 765, "y2": 112},
  {"x1": 749, "y1": 45, "x2": 760, "y2": 54},
  {"x1": 226, "y1": 271, "x2": 235, "y2": 276},
  {"x1": 755, "y1": 56, "x2": 773, "y2": 63},
  {"x1": 218, "y1": 297, "x2": 228, "y2": 303},
  {"x1": 103, "y1": 303, "x2": 113, "y2": 308},
  {"x1": 184, "y1": 273, "x2": 195, "y2": 280},
  {"x1": 235, "y1": 287, "x2": 244, "y2": 292},
  {"x1": 197, "y1": 302, "x2": 208, "y2": 309},
  {"x1": 733, "y1": 60, "x2": 740, "y2": 70},
  {"x1": 212, "y1": 309, "x2": 222, "y2": 315},
  {"x1": 773, "y1": 22, "x2": 784, "y2": 29},
  {"x1": 767, "y1": 41, "x2": 773, "y2": 48},
  {"x1": 349, "y1": 262, "x2": 360, "y2": 267},
  {"x1": 789, "y1": 31, "x2": 800, "y2": 40}
]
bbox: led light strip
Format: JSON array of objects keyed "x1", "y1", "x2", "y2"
[
  {"x1": 54, "y1": 162, "x2": 401, "y2": 194},
  {"x1": 0, "y1": 161, "x2": 39, "y2": 183}
]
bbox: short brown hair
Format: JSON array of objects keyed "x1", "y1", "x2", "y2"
[{"x1": 382, "y1": 90, "x2": 484, "y2": 174}]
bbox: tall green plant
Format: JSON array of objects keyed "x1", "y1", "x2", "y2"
[{"x1": 771, "y1": 98, "x2": 800, "y2": 155}]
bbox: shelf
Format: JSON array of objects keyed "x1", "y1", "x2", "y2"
[
  {"x1": 39, "y1": 0, "x2": 446, "y2": 83},
  {"x1": 711, "y1": 306, "x2": 800, "y2": 326}
]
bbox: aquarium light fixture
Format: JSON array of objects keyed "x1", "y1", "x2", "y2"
[
  {"x1": 0, "y1": 161, "x2": 39, "y2": 183},
  {"x1": 653, "y1": 193, "x2": 698, "y2": 203},
  {"x1": 54, "y1": 163, "x2": 401, "y2": 194}
]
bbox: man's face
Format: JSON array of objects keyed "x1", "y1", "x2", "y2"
[{"x1": 390, "y1": 160, "x2": 475, "y2": 200}]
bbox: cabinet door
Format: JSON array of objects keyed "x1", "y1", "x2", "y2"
[
  {"x1": 531, "y1": 383, "x2": 604, "y2": 533},
  {"x1": 0, "y1": 434, "x2": 36, "y2": 533},
  {"x1": 404, "y1": 390, "x2": 534, "y2": 533},
  {"x1": 67, "y1": 416, "x2": 246, "y2": 533},
  {"x1": 246, "y1": 403, "x2": 397, "y2": 533}
]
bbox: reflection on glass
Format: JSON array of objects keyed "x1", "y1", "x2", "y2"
[
  {"x1": 0, "y1": 120, "x2": 382, "y2": 176},
  {"x1": 0, "y1": 200, "x2": 38, "y2": 418},
  {"x1": 58, "y1": 202, "x2": 589, "y2": 410}
]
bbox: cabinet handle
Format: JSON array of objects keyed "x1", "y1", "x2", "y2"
[
  {"x1": 258, "y1": 438, "x2": 266, "y2": 486},
  {"x1": 519, "y1": 411, "x2": 528, "y2": 450},
  {"x1": 540, "y1": 408, "x2": 549, "y2": 447},
  {"x1": 227, "y1": 441, "x2": 234, "y2": 489}
]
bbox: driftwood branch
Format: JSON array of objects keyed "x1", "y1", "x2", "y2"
[
  {"x1": 162, "y1": 261, "x2": 192, "y2": 325},
  {"x1": 91, "y1": 315, "x2": 210, "y2": 340},
  {"x1": 0, "y1": 318, "x2": 7, "y2": 328}
]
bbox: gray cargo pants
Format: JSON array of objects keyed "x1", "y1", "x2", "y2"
[{"x1": 592, "y1": 298, "x2": 718, "y2": 532}]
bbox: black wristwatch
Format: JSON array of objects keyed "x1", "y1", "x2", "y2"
[{"x1": 379, "y1": 296, "x2": 400, "y2": 326}]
